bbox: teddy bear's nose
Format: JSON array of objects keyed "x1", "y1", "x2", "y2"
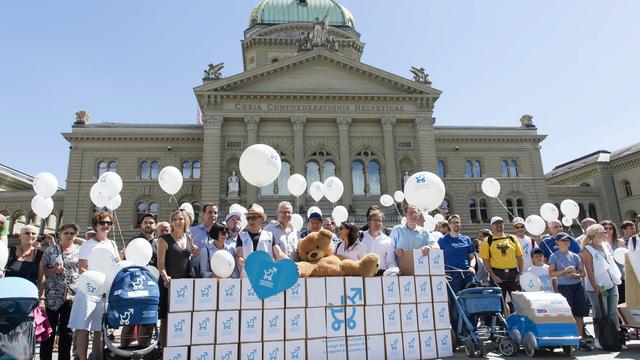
[{"x1": 310, "y1": 252, "x2": 318, "y2": 259}]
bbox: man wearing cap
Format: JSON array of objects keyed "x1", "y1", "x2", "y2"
[
  {"x1": 479, "y1": 216, "x2": 524, "y2": 303},
  {"x1": 512, "y1": 217, "x2": 537, "y2": 271},
  {"x1": 225, "y1": 210, "x2": 243, "y2": 249},
  {"x1": 236, "y1": 204, "x2": 275, "y2": 275},
  {"x1": 190, "y1": 203, "x2": 218, "y2": 249},
  {"x1": 299, "y1": 212, "x2": 323, "y2": 238},
  {"x1": 266, "y1": 201, "x2": 300, "y2": 261}
]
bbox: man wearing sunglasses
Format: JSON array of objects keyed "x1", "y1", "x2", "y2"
[
  {"x1": 236, "y1": 204, "x2": 275, "y2": 276},
  {"x1": 512, "y1": 217, "x2": 537, "y2": 271}
]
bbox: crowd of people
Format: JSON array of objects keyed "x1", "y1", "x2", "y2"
[{"x1": 0, "y1": 200, "x2": 638, "y2": 358}]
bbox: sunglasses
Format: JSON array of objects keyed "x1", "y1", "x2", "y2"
[
  {"x1": 97, "y1": 221, "x2": 113, "y2": 226},
  {"x1": 24, "y1": 232, "x2": 37, "y2": 235},
  {"x1": 62, "y1": 232, "x2": 76, "y2": 236},
  {"x1": 514, "y1": 225, "x2": 524, "y2": 229},
  {"x1": 246, "y1": 216, "x2": 260, "y2": 221}
]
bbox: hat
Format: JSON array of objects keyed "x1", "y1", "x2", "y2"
[
  {"x1": 84, "y1": 227, "x2": 96, "y2": 234},
  {"x1": 225, "y1": 211, "x2": 242, "y2": 222},
  {"x1": 531, "y1": 248, "x2": 543, "y2": 256},
  {"x1": 555, "y1": 232, "x2": 572, "y2": 241},
  {"x1": 246, "y1": 203, "x2": 266, "y2": 219},
  {"x1": 512, "y1": 217, "x2": 525, "y2": 226},
  {"x1": 308, "y1": 212, "x2": 322, "y2": 222},
  {"x1": 490, "y1": 216, "x2": 504, "y2": 225}
]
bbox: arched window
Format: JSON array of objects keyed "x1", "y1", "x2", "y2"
[
  {"x1": 149, "y1": 202, "x2": 159, "y2": 215},
  {"x1": 441, "y1": 199, "x2": 450, "y2": 216},
  {"x1": 136, "y1": 202, "x2": 147, "y2": 226},
  {"x1": 192, "y1": 201, "x2": 202, "y2": 225},
  {"x1": 276, "y1": 161, "x2": 291, "y2": 196},
  {"x1": 479, "y1": 198, "x2": 489, "y2": 223},
  {"x1": 140, "y1": 161, "x2": 150, "y2": 180},
  {"x1": 192, "y1": 161, "x2": 201, "y2": 179},
  {"x1": 97, "y1": 161, "x2": 108, "y2": 177},
  {"x1": 149, "y1": 161, "x2": 160, "y2": 179},
  {"x1": 501, "y1": 161, "x2": 510, "y2": 177},
  {"x1": 468, "y1": 199, "x2": 479, "y2": 224},
  {"x1": 578, "y1": 203, "x2": 587, "y2": 220},
  {"x1": 465, "y1": 161, "x2": 473, "y2": 178},
  {"x1": 623, "y1": 180, "x2": 632, "y2": 197},
  {"x1": 108, "y1": 161, "x2": 118, "y2": 173},
  {"x1": 510, "y1": 160, "x2": 519, "y2": 177},
  {"x1": 182, "y1": 161, "x2": 192, "y2": 179},
  {"x1": 516, "y1": 198, "x2": 525, "y2": 218},
  {"x1": 322, "y1": 161, "x2": 336, "y2": 181},
  {"x1": 367, "y1": 160, "x2": 381, "y2": 195},
  {"x1": 473, "y1": 161, "x2": 482, "y2": 178},
  {"x1": 588, "y1": 203, "x2": 598, "y2": 220},
  {"x1": 306, "y1": 161, "x2": 320, "y2": 185},
  {"x1": 466, "y1": 160, "x2": 482, "y2": 177},
  {"x1": 352, "y1": 161, "x2": 365, "y2": 196},
  {"x1": 506, "y1": 198, "x2": 515, "y2": 221},
  {"x1": 437, "y1": 160, "x2": 446, "y2": 178}
]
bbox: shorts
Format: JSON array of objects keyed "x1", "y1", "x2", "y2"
[
  {"x1": 67, "y1": 291, "x2": 106, "y2": 332},
  {"x1": 558, "y1": 283, "x2": 589, "y2": 317}
]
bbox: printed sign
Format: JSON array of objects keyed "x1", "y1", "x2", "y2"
[{"x1": 245, "y1": 251, "x2": 299, "y2": 300}]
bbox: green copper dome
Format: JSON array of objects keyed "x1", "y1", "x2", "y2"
[{"x1": 249, "y1": 0, "x2": 355, "y2": 28}]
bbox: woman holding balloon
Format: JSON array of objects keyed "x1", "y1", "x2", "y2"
[{"x1": 200, "y1": 223, "x2": 238, "y2": 278}]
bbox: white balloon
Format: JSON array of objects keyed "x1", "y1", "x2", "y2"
[
  {"x1": 211, "y1": 250, "x2": 235, "y2": 278},
  {"x1": 239, "y1": 214, "x2": 248, "y2": 231},
  {"x1": 561, "y1": 216, "x2": 573, "y2": 227},
  {"x1": 106, "y1": 195, "x2": 122, "y2": 211},
  {"x1": 307, "y1": 206, "x2": 322, "y2": 218},
  {"x1": 33, "y1": 172, "x2": 58, "y2": 198},
  {"x1": 90, "y1": 183, "x2": 109, "y2": 208},
  {"x1": 560, "y1": 199, "x2": 580, "y2": 219},
  {"x1": 540, "y1": 203, "x2": 560, "y2": 222},
  {"x1": 323, "y1": 177, "x2": 344, "y2": 203},
  {"x1": 88, "y1": 247, "x2": 117, "y2": 274},
  {"x1": 31, "y1": 195, "x2": 54, "y2": 218},
  {"x1": 519, "y1": 272, "x2": 542, "y2": 292},
  {"x1": 309, "y1": 181, "x2": 325, "y2": 202},
  {"x1": 380, "y1": 194, "x2": 394, "y2": 207},
  {"x1": 239, "y1": 144, "x2": 282, "y2": 187},
  {"x1": 97, "y1": 172, "x2": 123, "y2": 199},
  {"x1": 331, "y1": 206, "x2": 349, "y2": 224},
  {"x1": 403, "y1": 172, "x2": 446, "y2": 212},
  {"x1": 78, "y1": 270, "x2": 107, "y2": 296},
  {"x1": 423, "y1": 214, "x2": 436, "y2": 232},
  {"x1": 0, "y1": 246, "x2": 8, "y2": 270},
  {"x1": 481, "y1": 178, "x2": 501, "y2": 198},
  {"x1": 125, "y1": 238, "x2": 153, "y2": 266},
  {"x1": 401, "y1": 217, "x2": 407, "y2": 226},
  {"x1": 158, "y1": 166, "x2": 183, "y2": 195},
  {"x1": 393, "y1": 191, "x2": 405, "y2": 203},
  {"x1": 430, "y1": 231, "x2": 444, "y2": 241},
  {"x1": 145, "y1": 265, "x2": 160, "y2": 281},
  {"x1": 291, "y1": 214, "x2": 304, "y2": 232},
  {"x1": 525, "y1": 215, "x2": 546, "y2": 236},
  {"x1": 614, "y1": 247, "x2": 629, "y2": 265},
  {"x1": 287, "y1": 174, "x2": 307, "y2": 197},
  {"x1": 108, "y1": 260, "x2": 136, "y2": 285},
  {"x1": 433, "y1": 213, "x2": 445, "y2": 222}
]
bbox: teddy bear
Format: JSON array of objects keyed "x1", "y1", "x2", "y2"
[{"x1": 296, "y1": 228, "x2": 380, "y2": 277}]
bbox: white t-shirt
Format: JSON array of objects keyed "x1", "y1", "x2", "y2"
[
  {"x1": 517, "y1": 235, "x2": 536, "y2": 271},
  {"x1": 526, "y1": 264, "x2": 553, "y2": 293},
  {"x1": 78, "y1": 239, "x2": 119, "y2": 267},
  {"x1": 361, "y1": 230, "x2": 396, "y2": 270},
  {"x1": 335, "y1": 240, "x2": 368, "y2": 261}
]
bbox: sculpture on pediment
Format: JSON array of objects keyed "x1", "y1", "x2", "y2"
[
  {"x1": 228, "y1": 170, "x2": 240, "y2": 196},
  {"x1": 410, "y1": 66, "x2": 432, "y2": 84},
  {"x1": 74, "y1": 111, "x2": 90, "y2": 126},
  {"x1": 204, "y1": 62, "x2": 224, "y2": 80},
  {"x1": 297, "y1": 11, "x2": 339, "y2": 52},
  {"x1": 520, "y1": 114, "x2": 535, "y2": 127}
]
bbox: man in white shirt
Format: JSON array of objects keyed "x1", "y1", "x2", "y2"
[
  {"x1": 628, "y1": 216, "x2": 640, "y2": 253},
  {"x1": 512, "y1": 217, "x2": 537, "y2": 271},
  {"x1": 266, "y1": 201, "x2": 299, "y2": 261},
  {"x1": 360, "y1": 209, "x2": 396, "y2": 275}
]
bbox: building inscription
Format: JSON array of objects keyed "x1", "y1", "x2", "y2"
[{"x1": 233, "y1": 103, "x2": 405, "y2": 113}]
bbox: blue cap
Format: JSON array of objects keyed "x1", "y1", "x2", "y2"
[
  {"x1": 554, "y1": 232, "x2": 572, "y2": 241},
  {"x1": 308, "y1": 212, "x2": 322, "y2": 222}
]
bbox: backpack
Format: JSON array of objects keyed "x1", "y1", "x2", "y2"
[
  {"x1": 106, "y1": 266, "x2": 159, "y2": 328},
  {"x1": 486, "y1": 234, "x2": 518, "y2": 259}
]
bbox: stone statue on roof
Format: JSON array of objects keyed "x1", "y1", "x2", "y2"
[
  {"x1": 74, "y1": 111, "x2": 90, "y2": 126},
  {"x1": 310, "y1": 11, "x2": 329, "y2": 47},
  {"x1": 410, "y1": 66, "x2": 431, "y2": 84},
  {"x1": 204, "y1": 62, "x2": 224, "y2": 80},
  {"x1": 520, "y1": 114, "x2": 535, "y2": 127}
]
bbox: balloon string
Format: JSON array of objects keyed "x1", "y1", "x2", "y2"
[
  {"x1": 494, "y1": 197, "x2": 516, "y2": 219},
  {"x1": 169, "y1": 195, "x2": 179, "y2": 209},
  {"x1": 393, "y1": 203, "x2": 402, "y2": 218},
  {"x1": 111, "y1": 210, "x2": 126, "y2": 249}
]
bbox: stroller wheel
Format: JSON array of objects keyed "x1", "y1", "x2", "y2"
[
  {"x1": 498, "y1": 339, "x2": 517, "y2": 356},
  {"x1": 465, "y1": 337, "x2": 478, "y2": 358},
  {"x1": 562, "y1": 345, "x2": 574, "y2": 355},
  {"x1": 523, "y1": 332, "x2": 537, "y2": 358}
]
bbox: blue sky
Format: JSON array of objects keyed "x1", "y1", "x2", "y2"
[{"x1": 1, "y1": 0, "x2": 638, "y2": 187}]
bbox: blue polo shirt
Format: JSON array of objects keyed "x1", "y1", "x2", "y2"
[
  {"x1": 390, "y1": 224, "x2": 435, "y2": 250},
  {"x1": 438, "y1": 234, "x2": 475, "y2": 270},
  {"x1": 548, "y1": 250, "x2": 582, "y2": 285},
  {"x1": 540, "y1": 236, "x2": 581, "y2": 260}
]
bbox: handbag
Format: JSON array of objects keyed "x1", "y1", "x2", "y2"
[
  {"x1": 33, "y1": 307, "x2": 53, "y2": 343},
  {"x1": 57, "y1": 245, "x2": 76, "y2": 302},
  {"x1": 595, "y1": 297, "x2": 623, "y2": 351}
]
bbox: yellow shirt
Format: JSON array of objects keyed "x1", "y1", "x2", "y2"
[{"x1": 479, "y1": 234, "x2": 523, "y2": 269}]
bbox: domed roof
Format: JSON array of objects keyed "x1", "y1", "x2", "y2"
[{"x1": 249, "y1": 0, "x2": 355, "y2": 28}]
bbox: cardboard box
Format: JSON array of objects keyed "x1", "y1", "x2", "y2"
[
  {"x1": 430, "y1": 276, "x2": 447, "y2": 303},
  {"x1": 306, "y1": 307, "x2": 327, "y2": 338},
  {"x1": 306, "y1": 278, "x2": 327, "y2": 308},
  {"x1": 264, "y1": 309, "x2": 285, "y2": 341},
  {"x1": 326, "y1": 306, "x2": 346, "y2": 337},
  {"x1": 194, "y1": 279, "x2": 217, "y2": 311},
  {"x1": 191, "y1": 311, "x2": 216, "y2": 345},
  {"x1": 626, "y1": 252, "x2": 640, "y2": 307},
  {"x1": 218, "y1": 278, "x2": 241, "y2": 310},
  {"x1": 398, "y1": 249, "x2": 429, "y2": 275},
  {"x1": 433, "y1": 302, "x2": 451, "y2": 330},
  {"x1": 383, "y1": 304, "x2": 401, "y2": 333},
  {"x1": 401, "y1": 304, "x2": 418, "y2": 332},
  {"x1": 511, "y1": 291, "x2": 575, "y2": 324},
  {"x1": 285, "y1": 308, "x2": 306, "y2": 340},
  {"x1": 364, "y1": 277, "x2": 383, "y2": 305},
  {"x1": 428, "y1": 249, "x2": 445, "y2": 275},
  {"x1": 166, "y1": 312, "x2": 192, "y2": 347},
  {"x1": 366, "y1": 335, "x2": 385, "y2": 360},
  {"x1": 403, "y1": 332, "x2": 421, "y2": 360},
  {"x1": 344, "y1": 277, "x2": 364, "y2": 306},
  {"x1": 163, "y1": 346, "x2": 188, "y2": 360},
  {"x1": 385, "y1": 333, "x2": 404, "y2": 360},
  {"x1": 191, "y1": 344, "x2": 215, "y2": 360},
  {"x1": 285, "y1": 340, "x2": 306, "y2": 360},
  {"x1": 435, "y1": 329, "x2": 454, "y2": 358},
  {"x1": 215, "y1": 343, "x2": 238, "y2": 360},
  {"x1": 306, "y1": 338, "x2": 327, "y2": 360},
  {"x1": 240, "y1": 342, "x2": 262, "y2": 360},
  {"x1": 419, "y1": 331, "x2": 437, "y2": 359},
  {"x1": 169, "y1": 279, "x2": 194, "y2": 312},
  {"x1": 417, "y1": 303, "x2": 434, "y2": 331},
  {"x1": 241, "y1": 278, "x2": 262, "y2": 310},
  {"x1": 264, "y1": 291, "x2": 286, "y2": 309},
  {"x1": 399, "y1": 276, "x2": 416, "y2": 303},
  {"x1": 347, "y1": 336, "x2": 367, "y2": 359},
  {"x1": 325, "y1": 337, "x2": 347, "y2": 360},
  {"x1": 364, "y1": 305, "x2": 384, "y2": 335},
  {"x1": 264, "y1": 341, "x2": 285, "y2": 360},
  {"x1": 286, "y1": 278, "x2": 306, "y2": 308},
  {"x1": 240, "y1": 310, "x2": 262, "y2": 343},
  {"x1": 415, "y1": 276, "x2": 432, "y2": 303},
  {"x1": 618, "y1": 304, "x2": 640, "y2": 327},
  {"x1": 382, "y1": 276, "x2": 400, "y2": 304},
  {"x1": 345, "y1": 306, "x2": 365, "y2": 336},
  {"x1": 215, "y1": 310, "x2": 239, "y2": 344},
  {"x1": 326, "y1": 277, "x2": 345, "y2": 306}
]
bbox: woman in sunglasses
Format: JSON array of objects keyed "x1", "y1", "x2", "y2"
[
  {"x1": 200, "y1": 223, "x2": 238, "y2": 278},
  {"x1": 601, "y1": 220, "x2": 626, "y2": 304},
  {"x1": 38, "y1": 223, "x2": 80, "y2": 360},
  {"x1": 68, "y1": 211, "x2": 120, "y2": 360},
  {"x1": 0, "y1": 224, "x2": 44, "y2": 284},
  {"x1": 335, "y1": 221, "x2": 367, "y2": 261}
]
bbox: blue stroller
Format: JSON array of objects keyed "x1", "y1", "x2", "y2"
[
  {"x1": 103, "y1": 266, "x2": 160, "y2": 359},
  {"x1": 0, "y1": 277, "x2": 38, "y2": 360}
]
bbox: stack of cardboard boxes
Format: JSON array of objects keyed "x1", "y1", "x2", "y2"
[{"x1": 163, "y1": 249, "x2": 453, "y2": 359}]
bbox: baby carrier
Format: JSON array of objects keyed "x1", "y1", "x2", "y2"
[{"x1": 0, "y1": 277, "x2": 38, "y2": 360}]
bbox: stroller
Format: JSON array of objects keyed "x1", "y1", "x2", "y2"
[
  {"x1": 103, "y1": 266, "x2": 160, "y2": 359},
  {"x1": 0, "y1": 277, "x2": 38, "y2": 360}
]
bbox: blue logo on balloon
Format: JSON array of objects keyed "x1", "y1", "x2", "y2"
[{"x1": 245, "y1": 251, "x2": 299, "y2": 300}]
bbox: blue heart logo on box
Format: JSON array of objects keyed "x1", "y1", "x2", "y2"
[{"x1": 245, "y1": 251, "x2": 299, "y2": 300}]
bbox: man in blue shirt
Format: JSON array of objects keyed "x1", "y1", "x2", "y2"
[
  {"x1": 391, "y1": 204, "x2": 438, "y2": 259},
  {"x1": 438, "y1": 214, "x2": 476, "y2": 294},
  {"x1": 189, "y1": 203, "x2": 219, "y2": 249},
  {"x1": 540, "y1": 223, "x2": 581, "y2": 262}
]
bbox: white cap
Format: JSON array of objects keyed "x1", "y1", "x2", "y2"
[
  {"x1": 490, "y1": 216, "x2": 504, "y2": 225},
  {"x1": 512, "y1": 217, "x2": 525, "y2": 226},
  {"x1": 225, "y1": 211, "x2": 242, "y2": 222}
]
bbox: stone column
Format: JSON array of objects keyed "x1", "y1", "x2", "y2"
[
  {"x1": 337, "y1": 117, "x2": 353, "y2": 206},
  {"x1": 381, "y1": 116, "x2": 398, "y2": 193},
  {"x1": 201, "y1": 115, "x2": 224, "y2": 205},
  {"x1": 244, "y1": 116, "x2": 260, "y2": 205},
  {"x1": 415, "y1": 116, "x2": 437, "y2": 172},
  {"x1": 290, "y1": 116, "x2": 307, "y2": 174}
]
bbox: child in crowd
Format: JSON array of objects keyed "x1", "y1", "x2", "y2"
[
  {"x1": 526, "y1": 248, "x2": 556, "y2": 293},
  {"x1": 548, "y1": 234, "x2": 591, "y2": 351}
]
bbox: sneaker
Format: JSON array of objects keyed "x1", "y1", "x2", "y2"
[{"x1": 579, "y1": 341, "x2": 592, "y2": 352}]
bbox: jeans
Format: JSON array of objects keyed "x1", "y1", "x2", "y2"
[
  {"x1": 40, "y1": 301, "x2": 73, "y2": 360},
  {"x1": 586, "y1": 285, "x2": 619, "y2": 336}
]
